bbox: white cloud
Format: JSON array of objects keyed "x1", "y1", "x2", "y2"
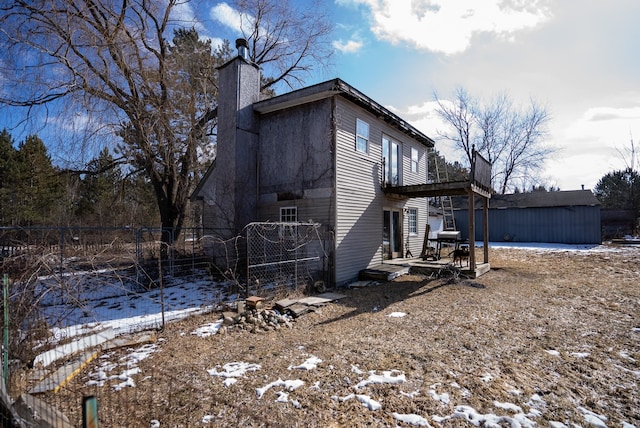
[
  {"x1": 341, "y1": 0, "x2": 551, "y2": 54},
  {"x1": 210, "y1": 2, "x2": 245, "y2": 34},
  {"x1": 564, "y1": 106, "x2": 640, "y2": 145},
  {"x1": 388, "y1": 100, "x2": 464, "y2": 162},
  {"x1": 333, "y1": 38, "x2": 364, "y2": 53},
  {"x1": 170, "y1": 1, "x2": 206, "y2": 33},
  {"x1": 583, "y1": 106, "x2": 640, "y2": 122}
]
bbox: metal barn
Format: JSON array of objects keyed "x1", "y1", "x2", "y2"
[{"x1": 454, "y1": 190, "x2": 601, "y2": 245}]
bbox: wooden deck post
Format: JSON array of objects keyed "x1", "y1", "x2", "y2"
[
  {"x1": 468, "y1": 190, "x2": 475, "y2": 272},
  {"x1": 483, "y1": 196, "x2": 489, "y2": 263}
]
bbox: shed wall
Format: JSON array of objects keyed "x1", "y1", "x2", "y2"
[{"x1": 454, "y1": 206, "x2": 601, "y2": 244}]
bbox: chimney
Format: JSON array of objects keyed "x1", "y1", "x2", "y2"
[
  {"x1": 581, "y1": 184, "x2": 584, "y2": 190},
  {"x1": 236, "y1": 38, "x2": 250, "y2": 61},
  {"x1": 212, "y1": 38, "x2": 261, "y2": 235}
]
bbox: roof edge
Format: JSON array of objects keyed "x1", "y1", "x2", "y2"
[{"x1": 253, "y1": 78, "x2": 435, "y2": 147}]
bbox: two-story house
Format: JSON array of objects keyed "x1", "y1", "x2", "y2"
[{"x1": 193, "y1": 40, "x2": 438, "y2": 286}]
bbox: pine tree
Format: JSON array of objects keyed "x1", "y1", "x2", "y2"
[
  {"x1": 0, "y1": 129, "x2": 17, "y2": 224},
  {"x1": 76, "y1": 148, "x2": 123, "y2": 226},
  {"x1": 13, "y1": 135, "x2": 63, "y2": 225}
]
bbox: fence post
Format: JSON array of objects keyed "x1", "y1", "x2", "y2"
[
  {"x1": 82, "y1": 395, "x2": 98, "y2": 428},
  {"x1": 60, "y1": 227, "x2": 65, "y2": 275},
  {"x1": 135, "y1": 228, "x2": 142, "y2": 286},
  {"x1": 3, "y1": 274, "x2": 8, "y2": 388}
]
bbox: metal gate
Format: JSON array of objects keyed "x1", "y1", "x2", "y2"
[{"x1": 246, "y1": 222, "x2": 327, "y2": 297}]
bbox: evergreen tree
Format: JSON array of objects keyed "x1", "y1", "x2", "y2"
[
  {"x1": 0, "y1": 129, "x2": 17, "y2": 224},
  {"x1": 594, "y1": 168, "x2": 640, "y2": 211},
  {"x1": 13, "y1": 135, "x2": 63, "y2": 225},
  {"x1": 428, "y1": 149, "x2": 470, "y2": 183},
  {"x1": 76, "y1": 148, "x2": 123, "y2": 226}
]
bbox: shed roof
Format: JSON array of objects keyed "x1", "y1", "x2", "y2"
[{"x1": 253, "y1": 78, "x2": 435, "y2": 147}]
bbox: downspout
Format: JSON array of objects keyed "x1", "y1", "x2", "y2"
[{"x1": 330, "y1": 96, "x2": 337, "y2": 286}]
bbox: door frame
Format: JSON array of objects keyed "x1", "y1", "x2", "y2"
[{"x1": 383, "y1": 208, "x2": 402, "y2": 260}]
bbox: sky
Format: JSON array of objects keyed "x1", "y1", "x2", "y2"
[
  {"x1": 3, "y1": 1, "x2": 639, "y2": 192},
  {"x1": 327, "y1": 0, "x2": 640, "y2": 191},
  {"x1": 196, "y1": 0, "x2": 640, "y2": 191}
]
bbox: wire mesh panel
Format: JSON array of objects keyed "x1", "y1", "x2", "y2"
[{"x1": 246, "y1": 222, "x2": 327, "y2": 297}]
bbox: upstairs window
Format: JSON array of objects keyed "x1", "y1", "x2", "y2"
[
  {"x1": 356, "y1": 119, "x2": 369, "y2": 153},
  {"x1": 382, "y1": 135, "x2": 400, "y2": 186},
  {"x1": 411, "y1": 148, "x2": 419, "y2": 173}
]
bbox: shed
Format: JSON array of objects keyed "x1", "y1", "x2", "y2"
[{"x1": 453, "y1": 190, "x2": 601, "y2": 244}]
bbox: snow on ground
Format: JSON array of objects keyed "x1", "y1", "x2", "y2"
[
  {"x1": 39, "y1": 271, "x2": 237, "y2": 343},
  {"x1": 31, "y1": 242, "x2": 639, "y2": 426}
]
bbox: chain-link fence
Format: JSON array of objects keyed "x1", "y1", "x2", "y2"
[
  {"x1": 246, "y1": 222, "x2": 330, "y2": 297},
  {"x1": 0, "y1": 224, "x2": 331, "y2": 426}
]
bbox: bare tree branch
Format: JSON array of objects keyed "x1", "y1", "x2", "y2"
[{"x1": 435, "y1": 89, "x2": 552, "y2": 194}]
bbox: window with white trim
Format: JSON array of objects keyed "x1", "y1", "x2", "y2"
[
  {"x1": 408, "y1": 208, "x2": 417, "y2": 236},
  {"x1": 280, "y1": 207, "x2": 298, "y2": 223},
  {"x1": 411, "y1": 147, "x2": 419, "y2": 173},
  {"x1": 356, "y1": 119, "x2": 369, "y2": 153},
  {"x1": 382, "y1": 135, "x2": 401, "y2": 186}
]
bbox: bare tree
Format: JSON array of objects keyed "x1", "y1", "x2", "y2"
[
  {"x1": 617, "y1": 133, "x2": 638, "y2": 174},
  {"x1": 435, "y1": 88, "x2": 552, "y2": 194},
  {"x1": 234, "y1": 0, "x2": 333, "y2": 91},
  {"x1": 0, "y1": 0, "x2": 333, "y2": 241}
]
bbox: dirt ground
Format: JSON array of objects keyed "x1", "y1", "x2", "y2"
[{"x1": 55, "y1": 246, "x2": 639, "y2": 427}]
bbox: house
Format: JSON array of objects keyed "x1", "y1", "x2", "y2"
[
  {"x1": 192, "y1": 40, "x2": 437, "y2": 286},
  {"x1": 453, "y1": 190, "x2": 601, "y2": 244}
]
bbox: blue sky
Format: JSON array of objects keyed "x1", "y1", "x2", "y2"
[
  {"x1": 329, "y1": 0, "x2": 640, "y2": 191},
  {"x1": 4, "y1": 0, "x2": 640, "y2": 191}
]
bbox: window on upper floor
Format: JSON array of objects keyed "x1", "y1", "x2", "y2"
[
  {"x1": 411, "y1": 147, "x2": 419, "y2": 173},
  {"x1": 408, "y1": 208, "x2": 417, "y2": 236},
  {"x1": 356, "y1": 118, "x2": 369, "y2": 153},
  {"x1": 382, "y1": 135, "x2": 400, "y2": 186}
]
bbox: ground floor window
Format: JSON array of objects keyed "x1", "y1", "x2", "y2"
[
  {"x1": 408, "y1": 208, "x2": 417, "y2": 235},
  {"x1": 280, "y1": 206, "x2": 298, "y2": 223}
]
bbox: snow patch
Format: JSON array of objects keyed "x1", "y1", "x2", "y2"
[
  {"x1": 392, "y1": 412, "x2": 434, "y2": 427},
  {"x1": 191, "y1": 320, "x2": 223, "y2": 337},
  {"x1": 354, "y1": 370, "x2": 405, "y2": 389},
  {"x1": 387, "y1": 312, "x2": 407, "y2": 318},
  {"x1": 256, "y1": 378, "x2": 304, "y2": 399},
  {"x1": 289, "y1": 355, "x2": 322, "y2": 370}
]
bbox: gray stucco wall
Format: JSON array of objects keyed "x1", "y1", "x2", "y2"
[
  {"x1": 256, "y1": 98, "x2": 335, "y2": 226},
  {"x1": 454, "y1": 205, "x2": 602, "y2": 244}
]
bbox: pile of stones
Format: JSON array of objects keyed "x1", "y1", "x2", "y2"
[{"x1": 221, "y1": 308, "x2": 294, "y2": 334}]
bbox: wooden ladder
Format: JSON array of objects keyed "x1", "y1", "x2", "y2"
[{"x1": 433, "y1": 152, "x2": 456, "y2": 231}]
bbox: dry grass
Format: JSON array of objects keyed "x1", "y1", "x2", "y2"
[{"x1": 51, "y1": 246, "x2": 640, "y2": 427}]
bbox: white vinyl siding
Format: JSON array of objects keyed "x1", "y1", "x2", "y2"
[
  {"x1": 335, "y1": 99, "x2": 383, "y2": 284},
  {"x1": 334, "y1": 98, "x2": 430, "y2": 284}
]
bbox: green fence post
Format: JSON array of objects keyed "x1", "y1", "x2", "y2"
[{"x1": 82, "y1": 395, "x2": 98, "y2": 428}]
